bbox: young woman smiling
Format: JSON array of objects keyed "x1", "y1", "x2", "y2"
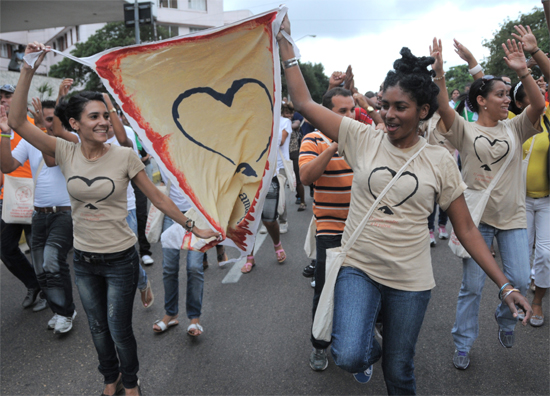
[
  {"x1": 277, "y1": 15, "x2": 532, "y2": 395},
  {"x1": 431, "y1": 37, "x2": 545, "y2": 370},
  {"x1": 8, "y1": 42, "x2": 220, "y2": 396}
]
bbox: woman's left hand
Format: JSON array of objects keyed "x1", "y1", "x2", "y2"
[
  {"x1": 503, "y1": 291, "x2": 533, "y2": 325},
  {"x1": 430, "y1": 37, "x2": 445, "y2": 75},
  {"x1": 511, "y1": 25, "x2": 538, "y2": 53},
  {"x1": 192, "y1": 227, "x2": 222, "y2": 241},
  {"x1": 502, "y1": 39, "x2": 527, "y2": 73},
  {"x1": 276, "y1": 14, "x2": 291, "y2": 42},
  {"x1": 24, "y1": 42, "x2": 50, "y2": 70}
]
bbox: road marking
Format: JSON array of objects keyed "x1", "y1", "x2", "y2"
[{"x1": 222, "y1": 231, "x2": 268, "y2": 284}]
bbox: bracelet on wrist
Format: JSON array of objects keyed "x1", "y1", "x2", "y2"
[
  {"x1": 433, "y1": 72, "x2": 446, "y2": 81},
  {"x1": 519, "y1": 70, "x2": 531, "y2": 79},
  {"x1": 468, "y1": 64, "x2": 483, "y2": 75},
  {"x1": 282, "y1": 56, "x2": 300, "y2": 70},
  {"x1": 530, "y1": 48, "x2": 541, "y2": 56},
  {"x1": 184, "y1": 218, "x2": 195, "y2": 232},
  {"x1": 109, "y1": 108, "x2": 117, "y2": 113},
  {"x1": 498, "y1": 282, "x2": 512, "y2": 299},
  {"x1": 501, "y1": 288, "x2": 520, "y2": 301},
  {"x1": 0, "y1": 133, "x2": 11, "y2": 138}
]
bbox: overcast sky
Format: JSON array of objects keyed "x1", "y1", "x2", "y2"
[{"x1": 224, "y1": 0, "x2": 541, "y2": 93}]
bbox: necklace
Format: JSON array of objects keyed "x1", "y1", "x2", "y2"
[{"x1": 85, "y1": 144, "x2": 106, "y2": 161}]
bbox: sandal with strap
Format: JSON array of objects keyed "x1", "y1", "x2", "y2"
[
  {"x1": 274, "y1": 242, "x2": 286, "y2": 263},
  {"x1": 140, "y1": 280, "x2": 154, "y2": 308},
  {"x1": 241, "y1": 255, "x2": 255, "y2": 274}
]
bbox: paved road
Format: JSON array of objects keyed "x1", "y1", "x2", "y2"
[{"x1": 1, "y1": 189, "x2": 548, "y2": 395}]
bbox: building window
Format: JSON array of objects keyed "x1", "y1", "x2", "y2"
[
  {"x1": 70, "y1": 29, "x2": 73, "y2": 46},
  {"x1": 188, "y1": 0, "x2": 206, "y2": 11},
  {"x1": 160, "y1": 0, "x2": 177, "y2": 8},
  {"x1": 189, "y1": 27, "x2": 206, "y2": 33},
  {"x1": 57, "y1": 37, "x2": 65, "y2": 52},
  {"x1": 76, "y1": 26, "x2": 80, "y2": 42},
  {"x1": 0, "y1": 43, "x2": 9, "y2": 58},
  {"x1": 158, "y1": 24, "x2": 180, "y2": 39}
]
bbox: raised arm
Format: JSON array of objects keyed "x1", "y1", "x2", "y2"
[
  {"x1": 446, "y1": 194, "x2": 533, "y2": 323},
  {"x1": 0, "y1": 105, "x2": 22, "y2": 173},
  {"x1": 278, "y1": 15, "x2": 343, "y2": 141},
  {"x1": 503, "y1": 39, "x2": 546, "y2": 124},
  {"x1": 453, "y1": 39, "x2": 484, "y2": 80},
  {"x1": 103, "y1": 94, "x2": 132, "y2": 148},
  {"x1": 512, "y1": 24, "x2": 550, "y2": 82},
  {"x1": 7, "y1": 42, "x2": 56, "y2": 157},
  {"x1": 430, "y1": 38, "x2": 456, "y2": 130},
  {"x1": 300, "y1": 142, "x2": 338, "y2": 186},
  {"x1": 353, "y1": 93, "x2": 385, "y2": 126}
]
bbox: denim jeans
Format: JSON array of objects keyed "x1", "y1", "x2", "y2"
[
  {"x1": 331, "y1": 266, "x2": 431, "y2": 395},
  {"x1": 162, "y1": 216, "x2": 204, "y2": 319},
  {"x1": 126, "y1": 209, "x2": 148, "y2": 291},
  {"x1": 0, "y1": 200, "x2": 39, "y2": 290},
  {"x1": 452, "y1": 223, "x2": 530, "y2": 352},
  {"x1": 311, "y1": 234, "x2": 342, "y2": 350},
  {"x1": 73, "y1": 246, "x2": 140, "y2": 389},
  {"x1": 526, "y1": 196, "x2": 550, "y2": 288},
  {"x1": 30, "y1": 210, "x2": 75, "y2": 317},
  {"x1": 427, "y1": 202, "x2": 448, "y2": 231},
  {"x1": 130, "y1": 180, "x2": 152, "y2": 257}
]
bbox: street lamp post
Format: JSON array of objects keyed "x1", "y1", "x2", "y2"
[{"x1": 295, "y1": 34, "x2": 316, "y2": 42}]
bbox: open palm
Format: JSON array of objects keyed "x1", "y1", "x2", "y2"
[{"x1": 502, "y1": 39, "x2": 526, "y2": 73}]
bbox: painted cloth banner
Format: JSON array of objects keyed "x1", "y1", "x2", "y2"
[{"x1": 27, "y1": 8, "x2": 290, "y2": 259}]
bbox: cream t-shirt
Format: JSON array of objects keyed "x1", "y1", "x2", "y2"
[
  {"x1": 55, "y1": 138, "x2": 145, "y2": 253},
  {"x1": 442, "y1": 110, "x2": 540, "y2": 230},
  {"x1": 339, "y1": 117, "x2": 466, "y2": 291}
]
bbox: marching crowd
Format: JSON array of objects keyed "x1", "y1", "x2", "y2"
[{"x1": 1, "y1": 6, "x2": 549, "y2": 396}]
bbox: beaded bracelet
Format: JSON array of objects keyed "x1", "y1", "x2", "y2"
[
  {"x1": 498, "y1": 282, "x2": 512, "y2": 299},
  {"x1": 433, "y1": 73, "x2": 446, "y2": 81}
]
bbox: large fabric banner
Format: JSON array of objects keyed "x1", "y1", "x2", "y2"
[{"x1": 30, "y1": 8, "x2": 288, "y2": 259}]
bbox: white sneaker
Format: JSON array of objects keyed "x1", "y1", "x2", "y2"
[
  {"x1": 259, "y1": 225, "x2": 267, "y2": 234},
  {"x1": 279, "y1": 222, "x2": 288, "y2": 234},
  {"x1": 438, "y1": 225, "x2": 449, "y2": 240},
  {"x1": 54, "y1": 311, "x2": 77, "y2": 334},
  {"x1": 141, "y1": 255, "x2": 154, "y2": 265},
  {"x1": 48, "y1": 313, "x2": 59, "y2": 330},
  {"x1": 429, "y1": 230, "x2": 436, "y2": 247},
  {"x1": 311, "y1": 280, "x2": 315, "y2": 288}
]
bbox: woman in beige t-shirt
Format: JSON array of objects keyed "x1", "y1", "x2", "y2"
[
  {"x1": 431, "y1": 37, "x2": 545, "y2": 371},
  {"x1": 8, "y1": 43, "x2": 220, "y2": 396},
  {"x1": 278, "y1": 16, "x2": 531, "y2": 395}
]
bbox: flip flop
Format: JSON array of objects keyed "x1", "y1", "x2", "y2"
[
  {"x1": 187, "y1": 323, "x2": 204, "y2": 336},
  {"x1": 241, "y1": 255, "x2": 255, "y2": 274},
  {"x1": 153, "y1": 318, "x2": 179, "y2": 333},
  {"x1": 274, "y1": 242, "x2": 286, "y2": 263},
  {"x1": 140, "y1": 280, "x2": 154, "y2": 308}
]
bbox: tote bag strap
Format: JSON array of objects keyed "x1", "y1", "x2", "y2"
[
  {"x1": 33, "y1": 158, "x2": 45, "y2": 190},
  {"x1": 342, "y1": 140, "x2": 428, "y2": 253},
  {"x1": 484, "y1": 124, "x2": 516, "y2": 195},
  {"x1": 524, "y1": 135, "x2": 536, "y2": 163}
]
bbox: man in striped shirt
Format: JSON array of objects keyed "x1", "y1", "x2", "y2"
[{"x1": 299, "y1": 87, "x2": 354, "y2": 372}]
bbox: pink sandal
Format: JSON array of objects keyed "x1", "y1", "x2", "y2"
[
  {"x1": 274, "y1": 242, "x2": 286, "y2": 263},
  {"x1": 241, "y1": 255, "x2": 255, "y2": 273}
]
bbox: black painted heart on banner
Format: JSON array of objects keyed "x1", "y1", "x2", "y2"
[
  {"x1": 473, "y1": 136, "x2": 509, "y2": 171},
  {"x1": 172, "y1": 78, "x2": 273, "y2": 178},
  {"x1": 67, "y1": 176, "x2": 115, "y2": 210},
  {"x1": 368, "y1": 167, "x2": 419, "y2": 215}
]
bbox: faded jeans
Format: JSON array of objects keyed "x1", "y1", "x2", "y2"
[
  {"x1": 30, "y1": 210, "x2": 75, "y2": 317},
  {"x1": 452, "y1": 224, "x2": 530, "y2": 352}
]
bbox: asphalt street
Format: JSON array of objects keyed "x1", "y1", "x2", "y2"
[{"x1": 1, "y1": 188, "x2": 549, "y2": 395}]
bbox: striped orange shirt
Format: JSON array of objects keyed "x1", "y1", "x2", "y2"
[
  {"x1": 299, "y1": 131, "x2": 353, "y2": 236},
  {"x1": 1, "y1": 124, "x2": 33, "y2": 200}
]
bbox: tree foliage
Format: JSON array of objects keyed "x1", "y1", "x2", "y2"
[
  {"x1": 281, "y1": 61, "x2": 330, "y2": 104},
  {"x1": 482, "y1": 7, "x2": 548, "y2": 82},
  {"x1": 445, "y1": 64, "x2": 474, "y2": 93},
  {"x1": 49, "y1": 22, "x2": 172, "y2": 91}
]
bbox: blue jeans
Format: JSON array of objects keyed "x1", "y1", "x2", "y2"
[
  {"x1": 30, "y1": 210, "x2": 75, "y2": 317},
  {"x1": 452, "y1": 224, "x2": 529, "y2": 352},
  {"x1": 73, "y1": 246, "x2": 140, "y2": 389},
  {"x1": 311, "y1": 234, "x2": 342, "y2": 350},
  {"x1": 427, "y1": 202, "x2": 448, "y2": 231},
  {"x1": 0, "y1": 200, "x2": 39, "y2": 290},
  {"x1": 331, "y1": 266, "x2": 431, "y2": 395},
  {"x1": 162, "y1": 216, "x2": 204, "y2": 319},
  {"x1": 126, "y1": 209, "x2": 148, "y2": 291}
]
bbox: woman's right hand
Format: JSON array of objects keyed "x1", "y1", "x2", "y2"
[
  {"x1": 276, "y1": 14, "x2": 291, "y2": 43},
  {"x1": 430, "y1": 37, "x2": 445, "y2": 76},
  {"x1": 192, "y1": 227, "x2": 222, "y2": 241},
  {"x1": 453, "y1": 39, "x2": 476, "y2": 66},
  {"x1": 503, "y1": 290, "x2": 532, "y2": 325},
  {"x1": 511, "y1": 25, "x2": 538, "y2": 53},
  {"x1": 24, "y1": 42, "x2": 50, "y2": 70}
]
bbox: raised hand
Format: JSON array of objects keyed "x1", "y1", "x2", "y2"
[
  {"x1": 430, "y1": 37, "x2": 444, "y2": 75},
  {"x1": 536, "y1": 76, "x2": 547, "y2": 95},
  {"x1": 23, "y1": 42, "x2": 50, "y2": 70},
  {"x1": 58, "y1": 78, "x2": 73, "y2": 101},
  {"x1": 0, "y1": 105, "x2": 9, "y2": 133},
  {"x1": 28, "y1": 97, "x2": 45, "y2": 129},
  {"x1": 276, "y1": 14, "x2": 291, "y2": 42},
  {"x1": 328, "y1": 71, "x2": 346, "y2": 90},
  {"x1": 353, "y1": 92, "x2": 375, "y2": 110},
  {"x1": 453, "y1": 39, "x2": 476, "y2": 65},
  {"x1": 502, "y1": 39, "x2": 527, "y2": 73},
  {"x1": 343, "y1": 65, "x2": 357, "y2": 93},
  {"x1": 511, "y1": 25, "x2": 538, "y2": 53}
]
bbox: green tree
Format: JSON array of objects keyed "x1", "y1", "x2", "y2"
[
  {"x1": 445, "y1": 64, "x2": 474, "y2": 93},
  {"x1": 50, "y1": 22, "x2": 172, "y2": 91},
  {"x1": 281, "y1": 61, "x2": 329, "y2": 104},
  {"x1": 482, "y1": 7, "x2": 548, "y2": 82}
]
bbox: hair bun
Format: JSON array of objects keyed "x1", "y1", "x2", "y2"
[{"x1": 394, "y1": 47, "x2": 436, "y2": 78}]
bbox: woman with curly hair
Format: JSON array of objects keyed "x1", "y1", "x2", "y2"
[{"x1": 277, "y1": 15, "x2": 532, "y2": 394}]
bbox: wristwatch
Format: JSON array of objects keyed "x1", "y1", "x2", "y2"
[
  {"x1": 184, "y1": 219, "x2": 195, "y2": 232},
  {"x1": 366, "y1": 106, "x2": 375, "y2": 113}
]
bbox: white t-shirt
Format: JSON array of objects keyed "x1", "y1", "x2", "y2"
[
  {"x1": 277, "y1": 117, "x2": 292, "y2": 172},
  {"x1": 158, "y1": 167, "x2": 192, "y2": 212},
  {"x1": 106, "y1": 127, "x2": 140, "y2": 211},
  {"x1": 338, "y1": 117, "x2": 466, "y2": 291},
  {"x1": 12, "y1": 139, "x2": 71, "y2": 207}
]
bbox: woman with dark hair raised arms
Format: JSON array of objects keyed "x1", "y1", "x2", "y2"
[
  {"x1": 430, "y1": 37, "x2": 545, "y2": 370},
  {"x1": 277, "y1": 15, "x2": 531, "y2": 395},
  {"x1": 8, "y1": 42, "x2": 220, "y2": 396}
]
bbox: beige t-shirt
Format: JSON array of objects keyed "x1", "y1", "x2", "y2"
[
  {"x1": 442, "y1": 110, "x2": 540, "y2": 230},
  {"x1": 419, "y1": 112, "x2": 456, "y2": 155},
  {"x1": 339, "y1": 117, "x2": 466, "y2": 291},
  {"x1": 55, "y1": 138, "x2": 145, "y2": 253}
]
